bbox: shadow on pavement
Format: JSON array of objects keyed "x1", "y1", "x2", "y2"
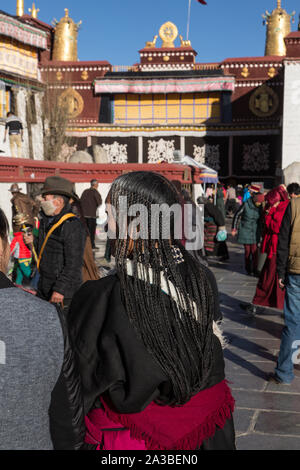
[
  {"x1": 224, "y1": 349, "x2": 270, "y2": 380},
  {"x1": 219, "y1": 292, "x2": 283, "y2": 340}
]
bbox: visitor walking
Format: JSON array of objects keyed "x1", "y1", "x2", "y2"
[
  {"x1": 232, "y1": 192, "x2": 265, "y2": 276},
  {"x1": 269, "y1": 192, "x2": 300, "y2": 384},
  {"x1": 216, "y1": 183, "x2": 226, "y2": 220},
  {"x1": 10, "y1": 213, "x2": 33, "y2": 286},
  {"x1": 69, "y1": 171, "x2": 236, "y2": 451},
  {"x1": 241, "y1": 185, "x2": 289, "y2": 315},
  {"x1": 225, "y1": 185, "x2": 237, "y2": 216},
  {"x1": 0, "y1": 206, "x2": 85, "y2": 450},
  {"x1": 80, "y1": 180, "x2": 102, "y2": 249},
  {"x1": 200, "y1": 197, "x2": 229, "y2": 261},
  {"x1": 3, "y1": 112, "x2": 24, "y2": 158},
  {"x1": 26, "y1": 176, "x2": 85, "y2": 312}
]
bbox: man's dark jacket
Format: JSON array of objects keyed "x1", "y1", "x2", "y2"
[
  {"x1": 80, "y1": 187, "x2": 102, "y2": 218},
  {"x1": 277, "y1": 202, "x2": 292, "y2": 281},
  {"x1": 36, "y1": 204, "x2": 85, "y2": 301}
]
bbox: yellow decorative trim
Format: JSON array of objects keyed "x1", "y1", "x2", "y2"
[
  {"x1": 241, "y1": 67, "x2": 250, "y2": 78},
  {"x1": 81, "y1": 70, "x2": 89, "y2": 80}
]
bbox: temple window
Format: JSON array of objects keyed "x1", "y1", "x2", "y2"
[{"x1": 113, "y1": 92, "x2": 221, "y2": 125}]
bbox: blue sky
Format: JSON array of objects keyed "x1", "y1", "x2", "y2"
[{"x1": 6, "y1": 0, "x2": 300, "y2": 65}]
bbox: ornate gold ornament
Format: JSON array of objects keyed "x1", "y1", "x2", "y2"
[
  {"x1": 263, "y1": 0, "x2": 295, "y2": 56},
  {"x1": 148, "y1": 57, "x2": 153, "y2": 62},
  {"x1": 56, "y1": 71, "x2": 63, "y2": 81},
  {"x1": 268, "y1": 67, "x2": 277, "y2": 78},
  {"x1": 81, "y1": 70, "x2": 89, "y2": 80},
  {"x1": 58, "y1": 88, "x2": 84, "y2": 119},
  {"x1": 145, "y1": 36, "x2": 158, "y2": 48},
  {"x1": 16, "y1": 0, "x2": 24, "y2": 16},
  {"x1": 249, "y1": 85, "x2": 279, "y2": 117},
  {"x1": 29, "y1": 3, "x2": 39, "y2": 18},
  {"x1": 241, "y1": 66, "x2": 250, "y2": 78},
  {"x1": 159, "y1": 22, "x2": 178, "y2": 48},
  {"x1": 163, "y1": 55, "x2": 170, "y2": 62},
  {"x1": 180, "y1": 56, "x2": 185, "y2": 61},
  {"x1": 179, "y1": 35, "x2": 191, "y2": 47},
  {"x1": 52, "y1": 9, "x2": 82, "y2": 62}
]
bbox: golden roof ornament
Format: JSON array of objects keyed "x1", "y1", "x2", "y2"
[
  {"x1": 263, "y1": 0, "x2": 295, "y2": 56},
  {"x1": 179, "y1": 35, "x2": 191, "y2": 47},
  {"x1": 52, "y1": 9, "x2": 82, "y2": 62},
  {"x1": 159, "y1": 22, "x2": 178, "y2": 48},
  {"x1": 29, "y1": 3, "x2": 39, "y2": 18},
  {"x1": 145, "y1": 36, "x2": 158, "y2": 49},
  {"x1": 16, "y1": 0, "x2": 24, "y2": 16}
]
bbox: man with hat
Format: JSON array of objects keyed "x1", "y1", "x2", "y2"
[
  {"x1": 9, "y1": 183, "x2": 38, "y2": 233},
  {"x1": 27, "y1": 176, "x2": 85, "y2": 312}
]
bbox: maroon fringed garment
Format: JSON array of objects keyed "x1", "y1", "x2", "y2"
[{"x1": 85, "y1": 380, "x2": 235, "y2": 450}]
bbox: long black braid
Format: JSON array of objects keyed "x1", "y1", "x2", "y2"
[{"x1": 108, "y1": 172, "x2": 215, "y2": 407}]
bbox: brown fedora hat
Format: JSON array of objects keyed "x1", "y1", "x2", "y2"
[
  {"x1": 42, "y1": 176, "x2": 75, "y2": 199},
  {"x1": 9, "y1": 183, "x2": 22, "y2": 192}
]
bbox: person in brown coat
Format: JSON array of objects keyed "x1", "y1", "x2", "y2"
[
  {"x1": 9, "y1": 184, "x2": 38, "y2": 233},
  {"x1": 80, "y1": 180, "x2": 102, "y2": 249}
]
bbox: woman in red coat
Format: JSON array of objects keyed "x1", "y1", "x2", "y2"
[{"x1": 242, "y1": 185, "x2": 289, "y2": 315}]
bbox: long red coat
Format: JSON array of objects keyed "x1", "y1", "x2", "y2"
[
  {"x1": 253, "y1": 200, "x2": 290, "y2": 310},
  {"x1": 261, "y1": 200, "x2": 290, "y2": 258}
]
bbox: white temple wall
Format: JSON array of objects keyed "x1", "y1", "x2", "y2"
[
  {"x1": 0, "y1": 88, "x2": 44, "y2": 160},
  {"x1": 0, "y1": 183, "x2": 27, "y2": 233},
  {"x1": 282, "y1": 61, "x2": 300, "y2": 170},
  {"x1": 16, "y1": 88, "x2": 29, "y2": 159},
  {"x1": 31, "y1": 93, "x2": 45, "y2": 161}
]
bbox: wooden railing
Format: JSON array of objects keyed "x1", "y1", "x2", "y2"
[{"x1": 0, "y1": 157, "x2": 204, "y2": 185}]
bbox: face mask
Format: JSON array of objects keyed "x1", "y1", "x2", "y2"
[{"x1": 41, "y1": 199, "x2": 57, "y2": 216}]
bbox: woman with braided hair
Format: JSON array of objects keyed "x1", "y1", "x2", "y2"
[{"x1": 68, "y1": 171, "x2": 235, "y2": 451}]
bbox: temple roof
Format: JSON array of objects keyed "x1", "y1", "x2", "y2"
[{"x1": 0, "y1": 9, "x2": 48, "y2": 49}]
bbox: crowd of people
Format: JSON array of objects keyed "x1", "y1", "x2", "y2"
[
  {"x1": 1, "y1": 172, "x2": 299, "y2": 450},
  {"x1": 0, "y1": 173, "x2": 236, "y2": 451}
]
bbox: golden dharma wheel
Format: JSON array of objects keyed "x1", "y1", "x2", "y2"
[{"x1": 159, "y1": 22, "x2": 178, "y2": 48}]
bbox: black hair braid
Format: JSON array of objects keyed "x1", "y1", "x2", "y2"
[{"x1": 108, "y1": 172, "x2": 215, "y2": 406}]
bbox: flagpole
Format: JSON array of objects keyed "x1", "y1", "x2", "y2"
[{"x1": 187, "y1": 0, "x2": 192, "y2": 40}]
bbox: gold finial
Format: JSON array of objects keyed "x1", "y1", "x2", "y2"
[
  {"x1": 52, "y1": 9, "x2": 82, "y2": 62},
  {"x1": 16, "y1": 0, "x2": 24, "y2": 16},
  {"x1": 159, "y1": 22, "x2": 178, "y2": 48},
  {"x1": 29, "y1": 3, "x2": 40, "y2": 18},
  {"x1": 263, "y1": 1, "x2": 294, "y2": 56}
]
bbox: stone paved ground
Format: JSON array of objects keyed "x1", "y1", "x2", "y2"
[
  {"x1": 209, "y1": 236, "x2": 300, "y2": 450},
  {"x1": 95, "y1": 231, "x2": 300, "y2": 451}
]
